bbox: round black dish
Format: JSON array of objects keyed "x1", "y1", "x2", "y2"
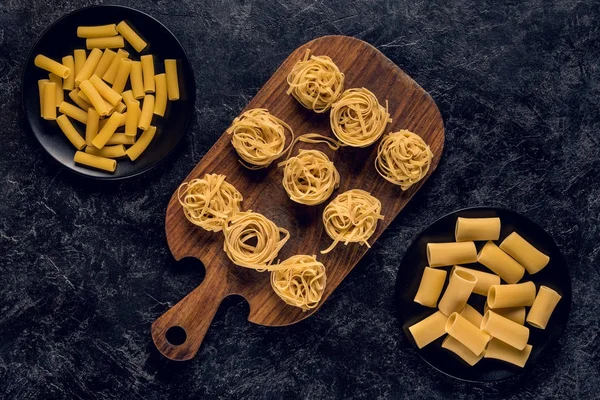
[
  {"x1": 395, "y1": 207, "x2": 572, "y2": 382},
  {"x1": 22, "y1": 5, "x2": 196, "y2": 180}
]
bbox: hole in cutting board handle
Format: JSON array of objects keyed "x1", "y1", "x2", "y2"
[{"x1": 165, "y1": 326, "x2": 187, "y2": 346}]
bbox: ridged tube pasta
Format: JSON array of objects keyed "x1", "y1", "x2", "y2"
[
  {"x1": 270, "y1": 255, "x2": 326, "y2": 311},
  {"x1": 48, "y1": 73, "x2": 64, "y2": 106},
  {"x1": 177, "y1": 174, "x2": 243, "y2": 232},
  {"x1": 278, "y1": 149, "x2": 340, "y2": 206},
  {"x1": 116, "y1": 21, "x2": 147, "y2": 52},
  {"x1": 61, "y1": 56, "x2": 75, "y2": 90},
  {"x1": 37, "y1": 79, "x2": 49, "y2": 117},
  {"x1": 481, "y1": 310, "x2": 529, "y2": 350},
  {"x1": 85, "y1": 108, "x2": 100, "y2": 146},
  {"x1": 74, "y1": 151, "x2": 116, "y2": 172},
  {"x1": 286, "y1": 49, "x2": 344, "y2": 113},
  {"x1": 112, "y1": 58, "x2": 132, "y2": 94},
  {"x1": 226, "y1": 109, "x2": 294, "y2": 169},
  {"x1": 426, "y1": 242, "x2": 477, "y2": 268},
  {"x1": 125, "y1": 100, "x2": 139, "y2": 137},
  {"x1": 122, "y1": 90, "x2": 139, "y2": 106},
  {"x1": 75, "y1": 48, "x2": 102, "y2": 85},
  {"x1": 442, "y1": 336, "x2": 484, "y2": 366},
  {"x1": 93, "y1": 49, "x2": 116, "y2": 78},
  {"x1": 484, "y1": 338, "x2": 532, "y2": 368},
  {"x1": 106, "y1": 133, "x2": 135, "y2": 145},
  {"x1": 126, "y1": 126, "x2": 156, "y2": 161},
  {"x1": 34, "y1": 55, "x2": 70, "y2": 79},
  {"x1": 329, "y1": 88, "x2": 391, "y2": 147},
  {"x1": 438, "y1": 269, "x2": 477, "y2": 316},
  {"x1": 140, "y1": 54, "x2": 155, "y2": 93},
  {"x1": 321, "y1": 189, "x2": 384, "y2": 254},
  {"x1": 73, "y1": 49, "x2": 86, "y2": 77},
  {"x1": 79, "y1": 80, "x2": 110, "y2": 116},
  {"x1": 445, "y1": 312, "x2": 490, "y2": 356},
  {"x1": 484, "y1": 303, "x2": 526, "y2": 325},
  {"x1": 526, "y1": 286, "x2": 561, "y2": 329},
  {"x1": 222, "y1": 211, "x2": 290, "y2": 271},
  {"x1": 89, "y1": 74, "x2": 122, "y2": 106},
  {"x1": 56, "y1": 115, "x2": 85, "y2": 150},
  {"x1": 153, "y1": 73, "x2": 167, "y2": 116},
  {"x1": 452, "y1": 266, "x2": 500, "y2": 296},
  {"x1": 41, "y1": 81, "x2": 57, "y2": 120},
  {"x1": 86, "y1": 36, "x2": 125, "y2": 50},
  {"x1": 478, "y1": 241, "x2": 525, "y2": 284},
  {"x1": 413, "y1": 267, "x2": 447, "y2": 308},
  {"x1": 164, "y1": 59, "x2": 180, "y2": 101},
  {"x1": 92, "y1": 112, "x2": 123, "y2": 149},
  {"x1": 500, "y1": 232, "x2": 550, "y2": 275},
  {"x1": 487, "y1": 281, "x2": 536, "y2": 308},
  {"x1": 58, "y1": 102, "x2": 88, "y2": 124},
  {"x1": 68, "y1": 89, "x2": 91, "y2": 111},
  {"x1": 103, "y1": 49, "x2": 129, "y2": 84},
  {"x1": 77, "y1": 24, "x2": 118, "y2": 38},
  {"x1": 408, "y1": 311, "x2": 448, "y2": 349},
  {"x1": 85, "y1": 144, "x2": 127, "y2": 158},
  {"x1": 460, "y1": 303, "x2": 484, "y2": 327},
  {"x1": 138, "y1": 95, "x2": 154, "y2": 130},
  {"x1": 375, "y1": 130, "x2": 433, "y2": 190},
  {"x1": 455, "y1": 217, "x2": 501, "y2": 242},
  {"x1": 130, "y1": 61, "x2": 145, "y2": 99}
]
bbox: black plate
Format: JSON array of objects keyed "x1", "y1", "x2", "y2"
[
  {"x1": 22, "y1": 5, "x2": 196, "y2": 180},
  {"x1": 395, "y1": 207, "x2": 572, "y2": 382}
]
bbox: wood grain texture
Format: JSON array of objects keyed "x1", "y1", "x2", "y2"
[{"x1": 151, "y1": 35, "x2": 445, "y2": 361}]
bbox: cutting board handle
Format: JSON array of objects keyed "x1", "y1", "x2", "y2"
[{"x1": 151, "y1": 265, "x2": 230, "y2": 361}]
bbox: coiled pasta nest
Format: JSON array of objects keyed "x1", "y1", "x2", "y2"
[
  {"x1": 279, "y1": 149, "x2": 340, "y2": 206},
  {"x1": 177, "y1": 174, "x2": 243, "y2": 232},
  {"x1": 270, "y1": 255, "x2": 327, "y2": 311},
  {"x1": 329, "y1": 88, "x2": 391, "y2": 147},
  {"x1": 321, "y1": 189, "x2": 384, "y2": 254},
  {"x1": 375, "y1": 130, "x2": 433, "y2": 190},
  {"x1": 226, "y1": 108, "x2": 294, "y2": 169}
]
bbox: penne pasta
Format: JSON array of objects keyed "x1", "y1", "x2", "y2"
[
  {"x1": 484, "y1": 303, "x2": 526, "y2": 325},
  {"x1": 459, "y1": 303, "x2": 483, "y2": 327},
  {"x1": 481, "y1": 310, "x2": 529, "y2": 350},
  {"x1": 41, "y1": 81, "x2": 57, "y2": 120},
  {"x1": 92, "y1": 49, "x2": 116, "y2": 78},
  {"x1": 153, "y1": 73, "x2": 167, "y2": 116},
  {"x1": 427, "y1": 242, "x2": 477, "y2": 267},
  {"x1": 73, "y1": 49, "x2": 87, "y2": 78},
  {"x1": 85, "y1": 144, "x2": 127, "y2": 158},
  {"x1": 106, "y1": 133, "x2": 135, "y2": 145},
  {"x1": 79, "y1": 79, "x2": 111, "y2": 116},
  {"x1": 413, "y1": 267, "x2": 447, "y2": 308},
  {"x1": 62, "y1": 56, "x2": 75, "y2": 90},
  {"x1": 116, "y1": 21, "x2": 147, "y2": 52},
  {"x1": 438, "y1": 269, "x2": 477, "y2": 316},
  {"x1": 445, "y1": 312, "x2": 490, "y2": 356},
  {"x1": 126, "y1": 125, "x2": 156, "y2": 161},
  {"x1": 112, "y1": 58, "x2": 132, "y2": 94},
  {"x1": 130, "y1": 61, "x2": 145, "y2": 99},
  {"x1": 500, "y1": 232, "x2": 550, "y2": 275},
  {"x1": 477, "y1": 241, "x2": 525, "y2": 284},
  {"x1": 125, "y1": 100, "x2": 139, "y2": 137},
  {"x1": 89, "y1": 74, "x2": 122, "y2": 106},
  {"x1": 74, "y1": 151, "x2": 117, "y2": 172},
  {"x1": 526, "y1": 286, "x2": 561, "y2": 329},
  {"x1": 164, "y1": 59, "x2": 180, "y2": 100},
  {"x1": 442, "y1": 335, "x2": 484, "y2": 366},
  {"x1": 487, "y1": 281, "x2": 536, "y2": 309},
  {"x1": 58, "y1": 101, "x2": 88, "y2": 124},
  {"x1": 38, "y1": 79, "x2": 49, "y2": 117},
  {"x1": 77, "y1": 24, "x2": 118, "y2": 38},
  {"x1": 138, "y1": 94, "x2": 154, "y2": 130},
  {"x1": 68, "y1": 89, "x2": 92, "y2": 111},
  {"x1": 408, "y1": 311, "x2": 448, "y2": 349},
  {"x1": 455, "y1": 217, "x2": 500, "y2": 242},
  {"x1": 56, "y1": 115, "x2": 85, "y2": 150},
  {"x1": 484, "y1": 338, "x2": 532, "y2": 368},
  {"x1": 34, "y1": 54, "x2": 70, "y2": 78},
  {"x1": 102, "y1": 49, "x2": 129, "y2": 84},
  {"x1": 86, "y1": 36, "x2": 125, "y2": 50},
  {"x1": 48, "y1": 73, "x2": 64, "y2": 106},
  {"x1": 452, "y1": 266, "x2": 500, "y2": 296},
  {"x1": 92, "y1": 112, "x2": 123, "y2": 149},
  {"x1": 140, "y1": 54, "x2": 155, "y2": 93},
  {"x1": 85, "y1": 108, "x2": 100, "y2": 146},
  {"x1": 75, "y1": 48, "x2": 103, "y2": 85}
]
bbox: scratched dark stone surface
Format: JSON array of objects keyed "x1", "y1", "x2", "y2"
[{"x1": 1, "y1": 0, "x2": 599, "y2": 398}]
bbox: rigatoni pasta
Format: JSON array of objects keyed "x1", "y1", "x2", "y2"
[
  {"x1": 74, "y1": 151, "x2": 116, "y2": 172},
  {"x1": 34, "y1": 55, "x2": 71, "y2": 79},
  {"x1": 130, "y1": 61, "x2": 145, "y2": 99},
  {"x1": 153, "y1": 73, "x2": 167, "y2": 116},
  {"x1": 140, "y1": 54, "x2": 155, "y2": 93},
  {"x1": 73, "y1": 49, "x2": 86, "y2": 77},
  {"x1": 126, "y1": 126, "x2": 156, "y2": 161},
  {"x1": 37, "y1": 79, "x2": 49, "y2": 117},
  {"x1": 85, "y1": 108, "x2": 100, "y2": 146},
  {"x1": 62, "y1": 56, "x2": 75, "y2": 90},
  {"x1": 459, "y1": 304, "x2": 483, "y2": 327},
  {"x1": 77, "y1": 24, "x2": 118, "y2": 38},
  {"x1": 164, "y1": 59, "x2": 180, "y2": 100},
  {"x1": 408, "y1": 311, "x2": 448, "y2": 349},
  {"x1": 526, "y1": 286, "x2": 561, "y2": 329},
  {"x1": 85, "y1": 144, "x2": 127, "y2": 158},
  {"x1": 427, "y1": 242, "x2": 477, "y2": 267},
  {"x1": 445, "y1": 312, "x2": 490, "y2": 356},
  {"x1": 500, "y1": 232, "x2": 550, "y2": 275},
  {"x1": 481, "y1": 310, "x2": 529, "y2": 350},
  {"x1": 75, "y1": 48, "x2": 102, "y2": 85},
  {"x1": 484, "y1": 338, "x2": 532, "y2": 368},
  {"x1": 116, "y1": 21, "x2": 147, "y2": 52},
  {"x1": 86, "y1": 35, "x2": 125, "y2": 50},
  {"x1": 438, "y1": 269, "x2": 477, "y2": 316},
  {"x1": 111, "y1": 58, "x2": 132, "y2": 94},
  {"x1": 58, "y1": 101, "x2": 88, "y2": 124},
  {"x1": 48, "y1": 73, "x2": 64, "y2": 106},
  {"x1": 477, "y1": 241, "x2": 525, "y2": 284},
  {"x1": 41, "y1": 81, "x2": 57, "y2": 120},
  {"x1": 413, "y1": 267, "x2": 447, "y2": 308},
  {"x1": 442, "y1": 336, "x2": 484, "y2": 366},
  {"x1": 92, "y1": 112, "x2": 123, "y2": 149},
  {"x1": 455, "y1": 217, "x2": 501, "y2": 242},
  {"x1": 487, "y1": 282, "x2": 536, "y2": 309},
  {"x1": 56, "y1": 115, "x2": 85, "y2": 150},
  {"x1": 93, "y1": 49, "x2": 116, "y2": 78},
  {"x1": 103, "y1": 48, "x2": 129, "y2": 84},
  {"x1": 484, "y1": 304, "x2": 526, "y2": 325},
  {"x1": 452, "y1": 266, "x2": 500, "y2": 296}
]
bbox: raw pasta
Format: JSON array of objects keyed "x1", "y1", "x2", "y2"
[
  {"x1": 455, "y1": 217, "x2": 501, "y2": 242},
  {"x1": 478, "y1": 241, "x2": 525, "y2": 284},
  {"x1": 74, "y1": 151, "x2": 116, "y2": 172},
  {"x1": 89, "y1": 74, "x2": 122, "y2": 106},
  {"x1": 79, "y1": 80, "x2": 111, "y2": 116},
  {"x1": 106, "y1": 133, "x2": 135, "y2": 145},
  {"x1": 427, "y1": 242, "x2": 477, "y2": 267},
  {"x1": 481, "y1": 310, "x2": 529, "y2": 350},
  {"x1": 484, "y1": 338, "x2": 532, "y2": 368},
  {"x1": 321, "y1": 189, "x2": 384, "y2": 254},
  {"x1": 375, "y1": 130, "x2": 433, "y2": 190},
  {"x1": 92, "y1": 111, "x2": 123, "y2": 149},
  {"x1": 270, "y1": 255, "x2": 326, "y2": 311},
  {"x1": 153, "y1": 73, "x2": 167, "y2": 116},
  {"x1": 85, "y1": 108, "x2": 100, "y2": 146},
  {"x1": 438, "y1": 269, "x2": 477, "y2": 316},
  {"x1": 500, "y1": 232, "x2": 550, "y2": 275},
  {"x1": 138, "y1": 94, "x2": 154, "y2": 130},
  {"x1": 452, "y1": 265, "x2": 500, "y2": 296},
  {"x1": 85, "y1": 144, "x2": 127, "y2": 158},
  {"x1": 126, "y1": 126, "x2": 156, "y2": 161},
  {"x1": 34, "y1": 55, "x2": 70, "y2": 78},
  {"x1": 130, "y1": 61, "x2": 145, "y2": 99},
  {"x1": 112, "y1": 58, "x2": 132, "y2": 94},
  {"x1": 487, "y1": 281, "x2": 536, "y2": 309},
  {"x1": 56, "y1": 115, "x2": 85, "y2": 149},
  {"x1": 445, "y1": 312, "x2": 490, "y2": 356},
  {"x1": 460, "y1": 303, "x2": 484, "y2": 327},
  {"x1": 222, "y1": 211, "x2": 290, "y2": 271},
  {"x1": 125, "y1": 100, "x2": 139, "y2": 137},
  {"x1": 278, "y1": 149, "x2": 340, "y2": 206},
  {"x1": 330, "y1": 88, "x2": 391, "y2": 147},
  {"x1": 37, "y1": 79, "x2": 49, "y2": 117},
  {"x1": 77, "y1": 24, "x2": 118, "y2": 38},
  {"x1": 286, "y1": 49, "x2": 344, "y2": 113},
  {"x1": 75, "y1": 48, "x2": 102, "y2": 85},
  {"x1": 164, "y1": 59, "x2": 180, "y2": 101},
  {"x1": 413, "y1": 267, "x2": 447, "y2": 308},
  {"x1": 116, "y1": 21, "x2": 147, "y2": 52},
  {"x1": 484, "y1": 303, "x2": 526, "y2": 325},
  {"x1": 48, "y1": 73, "x2": 64, "y2": 106},
  {"x1": 526, "y1": 286, "x2": 561, "y2": 329},
  {"x1": 103, "y1": 49, "x2": 129, "y2": 84},
  {"x1": 140, "y1": 54, "x2": 155, "y2": 93},
  {"x1": 41, "y1": 81, "x2": 57, "y2": 120},
  {"x1": 442, "y1": 336, "x2": 484, "y2": 366},
  {"x1": 73, "y1": 49, "x2": 87, "y2": 77},
  {"x1": 68, "y1": 89, "x2": 92, "y2": 111},
  {"x1": 86, "y1": 35, "x2": 125, "y2": 50},
  {"x1": 62, "y1": 56, "x2": 75, "y2": 90},
  {"x1": 93, "y1": 49, "x2": 116, "y2": 78},
  {"x1": 58, "y1": 101, "x2": 88, "y2": 124},
  {"x1": 177, "y1": 174, "x2": 243, "y2": 232},
  {"x1": 408, "y1": 311, "x2": 448, "y2": 349}
]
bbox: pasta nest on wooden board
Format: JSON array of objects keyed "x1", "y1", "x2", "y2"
[
  {"x1": 269, "y1": 255, "x2": 327, "y2": 311},
  {"x1": 177, "y1": 174, "x2": 243, "y2": 232},
  {"x1": 375, "y1": 130, "x2": 433, "y2": 191},
  {"x1": 321, "y1": 189, "x2": 384, "y2": 254},
  {"x1": 329, "y1": 88, "x2": 391, "y2": 147},
  {"x1": 226, "y1": 108, "x2": 294, "y2": 169},
  {"x1": 286, "y1": 50, "x2": 345, "y2": 113},
  {"x1": 223, "y1": 211, "x2": 290, "y2": 271},
  {"x1": 278, "y1": 149, "x2": 340, "y2": 206}
]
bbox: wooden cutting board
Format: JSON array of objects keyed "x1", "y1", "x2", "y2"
[{"x1": 151, "y1": 35, "x2": 445, "y2": 361}]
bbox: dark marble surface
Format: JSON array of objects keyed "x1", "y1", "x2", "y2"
[{"x1": 1, "y1": 0, "x2": 599, "y2": 398}]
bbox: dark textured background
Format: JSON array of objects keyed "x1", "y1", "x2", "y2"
[{"x1": 1, "y1": 0, "x2": 599, "y2": 399}]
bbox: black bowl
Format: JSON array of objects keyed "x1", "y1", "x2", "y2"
[
  {"x1": 395, "y1": 207, "x2": 572, "y2": 382},
  {"x1": 22, "y1": 5, "x2": 196, "y2": 180}
]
